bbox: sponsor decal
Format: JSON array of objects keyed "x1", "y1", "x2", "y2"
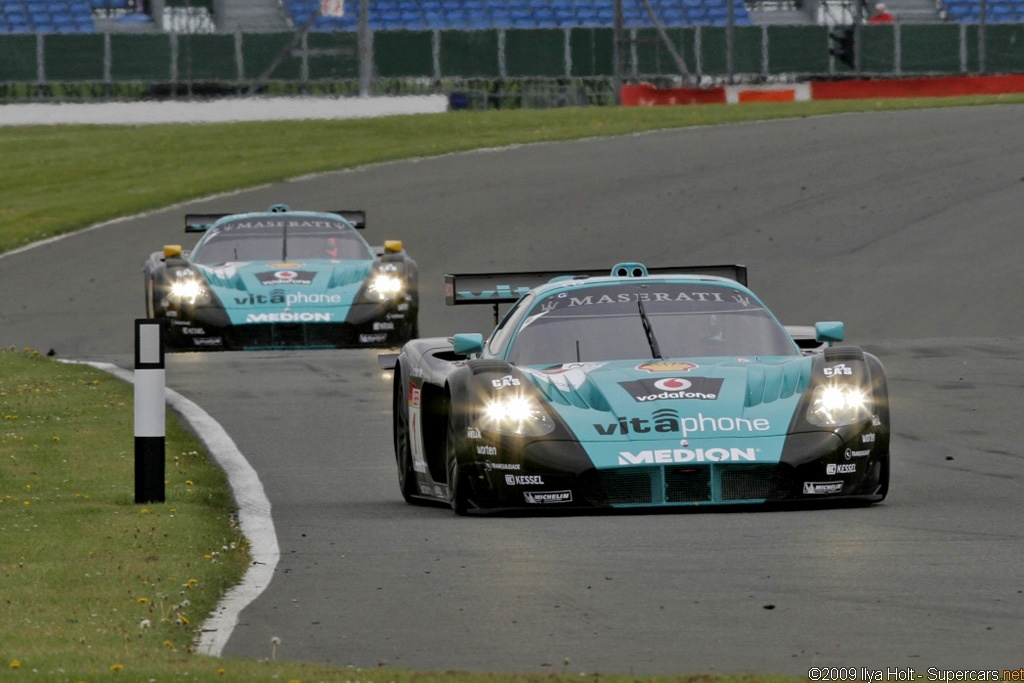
[
  {"x1": 267, "y1": 261, "x2": 304, "y2": 268},
  {"x1": 827, "y1": 463, "x2": 856, "y2": 475},
  {"x1": 466, "y1": 427, "x2": 481, "y2": 439},
  {"x1": 524, "y1": 490, "x2": 572, "y2": 504},
  {"x1": 256, "y1": 270, "x2": 315, "y2": 286},
  {"x1": 637, "y1": 361, "x2": 698, "y2": 373},
  {"x1": 823, "y1": 363, "x2": 853, "y2": 377},
  {"x1": 373, "y1": 321, "x2": 395, "y2": 331},
  {"x1": 193, "y1": 337, "x2": 223, "y2": 346},
  {"x1": 225, "y1": 218, "x2": 340, "y2": 230},
  {"x1": 594, "y1": 409, "x2": 770, "y2": 438},
  {"x1": 234, "y1": 292, "x2": 343, "y2": 306},
  {"x1": 246, "y1": 312, "x2": 332, "y2": 323},
  {"x1": 618, "y1": 447, "x2": 757, "y2": 465},
  {"x1": 565, "y1": 291, "x2": 753, "y2": 307},
  {"x1": 484, "y1": 460, "x2": 521, "y2": 471},
  {"x1": 862, "y1": 432, "x2": 875, "y2": 443},
  {"x1": 491, "y1": 374, "x2": 521, "y2": 388},
  {"x1": 397, "y1": 302, "x2": 410, "y2": 311},
  {"x1": 803, "y1": 481, "x2": 843, "y2": 495},
  {"x1": 408, "y1": 384, "x2": 420, "y2": 408},
  {"x1": 844, "y1": 448, "x2": 871, "y2": 460},
  {"x1": 409, "y1": 366, "x2": 425, "y2": 379},
  {"x1": 182, "y1": 327, "x2": 206, "y2": 335},
  {"x1": 386, "y1": 312, "x2": 406, "y2": 321},
  {"x1": 505, "y1": 474, "x2": 544, "y2": 486},
  {"x1": 476, "y1": 445, "x2": 497, "y2": 456},
  {"x1": 619, "y1": 377, "x2": 723, "y2": 402},
  {"x1": 359, "y1": 333, "x2": 388, "y2": 343},
  {"x1": 872, "y1": 415, "x2": 882, "y2": 426}
]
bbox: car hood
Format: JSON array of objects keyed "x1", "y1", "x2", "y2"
[
  {"x1": 520, "y1": 357, "x2": 814, "y2": 467},
  {"x1": 196, "y1": 259, "x2": 373, "y2": 324}
]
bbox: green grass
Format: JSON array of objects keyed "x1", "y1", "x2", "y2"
[
  {"x1": 4, "y1": 94, "x2": 1024, "y2": 254},
  {"x1": 2, "y1": 95, "x2": 1022, "y2": 681}
]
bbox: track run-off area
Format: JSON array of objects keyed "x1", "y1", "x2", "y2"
[{"x1": 2, "y1": 103, "x2": 1023, "y2": 675}]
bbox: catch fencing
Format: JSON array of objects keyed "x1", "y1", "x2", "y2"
[{"x1": 1, "y1": 24, "x2": 1023, "y2": 101}]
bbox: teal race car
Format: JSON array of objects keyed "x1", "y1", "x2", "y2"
[
  {"x1": 143, "y1": 204, "x2": 418, "y2": 350},
  {"x1": 380, "y1": 263, "x2": 889, "y2": 514}
]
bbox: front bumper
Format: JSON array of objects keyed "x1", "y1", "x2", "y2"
[{"x1": 460, "y1": 428, "x2": 887, "y2": 512}]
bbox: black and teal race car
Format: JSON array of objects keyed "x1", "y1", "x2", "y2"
[
  {"x1": 143, "y1": 204, "x2": 418, "y2": 350},
  {"x1": 380, "y1": 263, "x2": 889, "y2": 514}
]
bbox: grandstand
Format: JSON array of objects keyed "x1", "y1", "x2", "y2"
[
  {"x1": 0, "y1": 0, "x2": 104, "y2": 32},
  {"x1": 0, "y1": 0, "x2": 1011, "y2": 34},
  {"x1": 286, "y1": 0, "x2": 752, "y2": 30}
]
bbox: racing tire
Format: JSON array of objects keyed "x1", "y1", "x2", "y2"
[
  {"x1": 392, "y1": 364, "x2": 419, "y2": 504},
  {"x1": 444, "y1": 396, "x2": 472, "y2": 516}
]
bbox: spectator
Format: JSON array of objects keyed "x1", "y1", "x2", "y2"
[{"x1": 868, "y1": 2, "x2": 895, "y2": 22}]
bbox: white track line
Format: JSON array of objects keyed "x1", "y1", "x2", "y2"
[{"x1": 61, "y1": 360, "x2": 279, "y2": 657}]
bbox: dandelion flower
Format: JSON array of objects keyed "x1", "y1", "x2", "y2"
[
  {"x1": 10, "y1": 660, "x2": 20, "y2": 669},
  {"x1": 140, "y1": 619, "x2": 151, "y2": 631},
  {"x1": 110, "y1": 663, "x2": 124, "y2": 671}
]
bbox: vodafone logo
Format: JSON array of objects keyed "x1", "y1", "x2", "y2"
[
  {"x1": 275, "y1": 270, "x2": 298, "y2": 279},
  {"x1": 654, "y1": 378, "x2": 692, "y2": 391}
]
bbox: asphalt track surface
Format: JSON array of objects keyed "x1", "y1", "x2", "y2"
[{"x1": 3, "y1": 104, "x2": 1024, "y2": 675}]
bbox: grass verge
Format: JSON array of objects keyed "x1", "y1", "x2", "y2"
[
  {"x1": 2, "y1": 96, "x2": 1018, "y2": 680},
  {"x1": 3, "y1": 94, "x2": 1024, "y2": 254}
]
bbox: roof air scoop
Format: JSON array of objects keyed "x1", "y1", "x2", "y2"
[
  {"x1": 268, "y1": 204, "x2": 290, "y2": 213},
  {"x1": 611, "y1": 262, "x2": 648, "y2": 278}
]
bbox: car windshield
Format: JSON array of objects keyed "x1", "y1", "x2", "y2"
[
  {"x1": 192, "y1": 217, "x2": 372, "y2": 265},
  {"x1": 505, "y1": 282, "x2": 798, "y2": 366}
]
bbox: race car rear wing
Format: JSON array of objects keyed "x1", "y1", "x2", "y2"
[
  {"x1": 444, "y1": 264, "x2": 748, "y2": 306},
  {"x1": 184, "y1": 210, "x2": 367, "y2": 232}
]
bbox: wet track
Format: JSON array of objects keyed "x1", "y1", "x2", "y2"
[{"x1": 2, "y1": 105, "x2": 1023, "y2": 674}]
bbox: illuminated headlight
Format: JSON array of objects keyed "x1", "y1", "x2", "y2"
[
  {"x1": 480, "y1": 394, "x2": 555, "y2": 437},
  {"x1": 806, "y1": 383, "x2": 871, "y2": 427},
  {"x1": 370, "y1": 274, "x2": 404, "y2": 300},
  {"x1": 169, "y1": 278, "x2": 210, "y2": 305}
]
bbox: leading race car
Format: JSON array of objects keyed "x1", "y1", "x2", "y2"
[
  {"x1": 143, "y1": 204, "x2": 418, "y2": 350},
  {"x1": 381, "y1": 263, "x2": 889, "y2": 514}
]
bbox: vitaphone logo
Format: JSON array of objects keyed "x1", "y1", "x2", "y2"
[
  {"x1": 234, "y1": 292, "x2": 343, "y2": 305},
  {"x1": 457, "y1": 284, "x2": 532, "y2": 300},
  {"x1": 594, "y1": 408, "x2": 770, "y2": 438}
]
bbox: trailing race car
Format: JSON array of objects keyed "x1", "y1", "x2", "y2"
[
  {"x1": 143, "y1": 204, "x2": 418, "y2": 350},
  {"x1": 380, "y1": 263, "x2": 889, "y2": 514}
]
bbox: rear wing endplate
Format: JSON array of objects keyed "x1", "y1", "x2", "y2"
[
  {"x1": 444, "y1": 264, "x2": 747, "y2": 306},
  {"x1": 184, "y1": 210, "x2": 367, "y2": 233}
]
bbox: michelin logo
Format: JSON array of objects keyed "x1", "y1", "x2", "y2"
[{"x1": 617, "y1": 447, "x2": 757, "y2": 465}]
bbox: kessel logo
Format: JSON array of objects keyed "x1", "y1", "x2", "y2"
[
  {"x1": 256, "y1": 270, "x2": 315, "y2": 286},
  {"x1": 619, "y1": 377, "x2": 723, "y2": 402}
]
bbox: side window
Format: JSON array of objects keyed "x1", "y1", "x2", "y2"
[{"x1": 487, "y1": 293, "x2": 534, "y2": 357}]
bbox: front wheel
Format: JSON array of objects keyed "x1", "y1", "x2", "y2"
[
  {"x1": 392, "y1": 364, "x2": 418, "y2": 503},
  {"x1": 444, "y1": 398, "x2": 472, "y2": 515}
]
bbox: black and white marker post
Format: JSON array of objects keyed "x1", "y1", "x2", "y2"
[{"x1": 134, "y1": 319, "x2": 166, "y2": 504}]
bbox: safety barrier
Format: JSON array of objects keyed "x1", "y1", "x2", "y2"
[{"x1": 1, "y1": 24, "x2": 1023, "y2": 93}]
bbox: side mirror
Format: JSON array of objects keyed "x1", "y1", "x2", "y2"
[
  {"x1": 384, "y1": 240, "x2": 403, "y2": 254},
  {"x1": 452, "y1": 333, "x2": 484, "y2": 356},
  {"x1": 163, "y1": 244, "x2": 183, "y2": 258},
  {"x1": 815, "y1": 321, "x2": 845, "y2": 346}
]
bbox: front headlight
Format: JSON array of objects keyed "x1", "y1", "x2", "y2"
[
  {"x1": 370, "y1": 273, "x2": 404, "y2": 300},
  {"x1": 480, "y1": 393, "x2": 556, "y2": 437},
  {"x1": 169, "y1": 278, "x2": 210, "y2": 306},
  {"x1": 806, "y1": 383, "x2": 872, "y2": 427}
]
